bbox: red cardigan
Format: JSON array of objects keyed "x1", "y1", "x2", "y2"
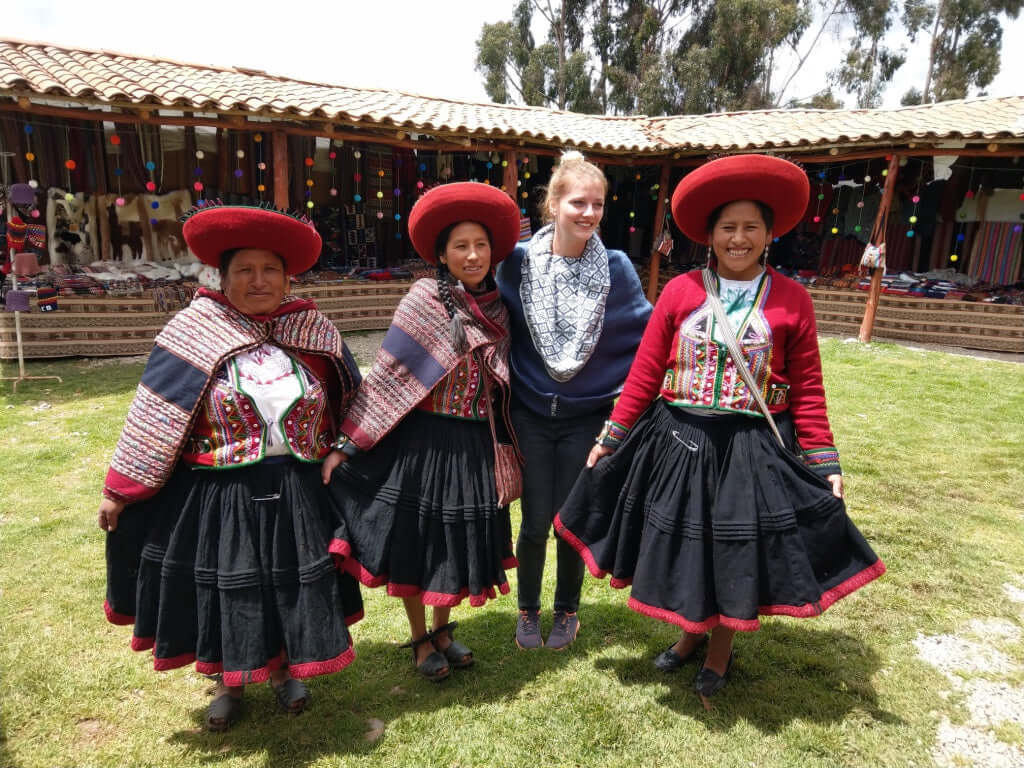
[{"x1": 609, "y1": 267, "x2": 841, "y2": 476}]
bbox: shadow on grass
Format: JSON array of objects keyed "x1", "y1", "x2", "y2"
[
  {"x1": 165, "y1": 607, "x2": 574, "y2": 765},
  {"x1": 586, "y1": 600, "x2": 901, "y2": 733}
]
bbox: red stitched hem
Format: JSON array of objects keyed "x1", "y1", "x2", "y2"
[
  {"x1": 329, "y1": 538, "x2": 388, "y2": 587},
  {"x1": 385, "y1": 582, "x2": 509, "y2": 607},
  {"x1": 553, "y1": 513, "x2": 610, "y2": 579},
  {"x1": 627, "y1": 597, "x2": 761, "y2": 632},
  {"x1": 344, "y1": 609, "x2": 365, "y2": 627},
  {"x1": 501, "y1": 555, "x2": 519, "y2": 569},
  {"x1": 104, "y1": 599, "x2": 135, "y2": 626},
  {"x1": 761, "y1": 559, "x2": 887, "y2": 617},
  {"x1": 627, "y1": 558, "x2": 887, "y2": 632},
  {"x1": 131, "y1": 635, "x2": 154, "y2": 652},
  {"x1": 204, "y1": 652, "x2": 287, "y2": 687},
  {"x1": 288, "y1": 646, "x2": 356, "y2": 679},
  {"x1": 153, "y1": 652, "x2": 197, "y2": 671}
]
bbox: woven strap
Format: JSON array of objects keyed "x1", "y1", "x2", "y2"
[{"x1": 701, "y1": 268, "x2": 784, "y2": 448}]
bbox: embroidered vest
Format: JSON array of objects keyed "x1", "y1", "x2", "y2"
[{"x1": 181, "y1": 363, "x2": 333, "y2": 467}]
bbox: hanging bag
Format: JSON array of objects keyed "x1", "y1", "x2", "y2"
[{"x1": 477, "y1": 352, "x2": 524, "y2": 506}]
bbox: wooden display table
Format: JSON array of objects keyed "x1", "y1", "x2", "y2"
[
  {"x1": 0, "y1": 281, "x2": 412, "y2": 360},
  {"x1": 809, "y1": 287, "x2": 1024, "y2": 353}
]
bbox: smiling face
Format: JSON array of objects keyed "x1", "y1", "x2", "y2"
[
  {"x1": 440, "y1": 221, "x2": 492, "y2": 290},
  {"x1": 549, "y1": 175, "x2": 605, "y2": 257},
  {"x1": 709, "y1": 200, "x2": 773, "y2": 281},
  {"x1": 220, "y1": 248, "x2": 288, "y2": 315}
]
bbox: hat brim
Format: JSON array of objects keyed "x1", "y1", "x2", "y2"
[
  {"x1": 182, "y1": 206, "x2": 322, "y2": 274},
  {"x1": 408, "y1": 182, "x2": 521, "y2": 265},
  {"x1": 670, "y1": 155, "x2": 810, "y2": 245}
]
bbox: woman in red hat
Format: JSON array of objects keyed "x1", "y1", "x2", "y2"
[
  {"x1": 321, "y1": 182, "x2": 522, "y2": 682},
  {"x1": 97, "y1": 202, "x2": 364, "y2": 730},
  {"x1": 554, "y1": 155, "x2": 885, "y2": 702}
]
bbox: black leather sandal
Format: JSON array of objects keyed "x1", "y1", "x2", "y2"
[
  {"x1": 432, "y1": 621, "x2": 474, "y2": 669},
  {"x1": 205, "y1": 692, "x2": 243, "y2": 731},
  {"x1": 400, "y1": 632, "x2": 450, "y2": 682},
  {"x1": 271, "y1": 677, "x2": 310, "y2": 714}
]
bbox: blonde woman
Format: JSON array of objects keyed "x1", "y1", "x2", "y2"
[{"x1": 497, "y1": 151, "x2": 652, "y2": 650}]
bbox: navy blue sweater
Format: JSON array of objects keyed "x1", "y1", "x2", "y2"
[{"x1": 497, "y1": 247, "x2": 652, "y2": 419}]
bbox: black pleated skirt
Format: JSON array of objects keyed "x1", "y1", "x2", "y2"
[
  {"x1": 326, "y1": 410, "x2": 517, "y2": 607},
  {"x1": 104, "y1": 459, "x2": 363, "y2": 686},
  {"x1": 553, "y1": 400, "x2": 884, "y2": 632}
]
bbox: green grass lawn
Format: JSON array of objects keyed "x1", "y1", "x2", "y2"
[{"x1": 1, "y1": 339, "x2": 1022, "y2": 768}]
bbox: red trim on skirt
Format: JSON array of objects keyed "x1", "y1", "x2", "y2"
[
  {"x1": 194, "y1": 651, "x2": 287, "y2": 686},
  {"x1": 386, "y1": 581, "x2": 511, "y2": 607},
  {"x1": 331, "y1": 537, "x2": 514, "y2": 607},
  {"x1": 287, "y1": 646, "x2": 356, "y2": 679},
  {"x1": 103, "y1": 599, "x2": 135, "y2": 626},
  {"x1": 131, "y1": 635, "x2": 154, "y2": 652},
  {"x1": 557, "y1": 511, "x2": 886, "y2": 633},
  {"x1": 553, "y1": 513, "x2": 610, "y2": 579}
]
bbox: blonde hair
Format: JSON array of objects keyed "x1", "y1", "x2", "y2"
[{"x1": 538, "y1": 150, "x2": 608, "y2": 224}]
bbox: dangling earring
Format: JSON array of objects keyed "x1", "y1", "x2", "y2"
[
  {"x1": 705, "y1": 245, "x2": 712, "y2": 267},
  {"x1": 760, "y1": 244, "x2": 769, "y2": 267}
]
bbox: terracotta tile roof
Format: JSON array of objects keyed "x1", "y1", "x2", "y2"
[
  {"x1": 0, "y1": 39, "x2": 653, "y2": 152},
  {"x1": 2, "y1": 39, "x2": 1023, "y2": 155},
  {"x1": 647, "y1": 97, "x2": 1024, "y2": 151}
]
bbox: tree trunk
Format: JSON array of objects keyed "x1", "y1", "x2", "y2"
[{"x1": 922, "y1": 0, "x2": 945, "y2": 102}]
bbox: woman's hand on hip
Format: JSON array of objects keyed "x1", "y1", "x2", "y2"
[
  {"x1": 586, "y1": 444, "x2": 614, "y2": 468},
  {"x1": 321, "y1": 449, "x2": 348, "y2": 484},
  {"x1": 98, "y1": 498, "x2": 126, "y2": 532},
  {"x1": 826, "y1": 473, "x2": 844, "y2": 499}
]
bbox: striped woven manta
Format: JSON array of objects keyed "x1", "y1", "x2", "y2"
[{"x1": 340, "y1": 278, "x2": 510, "y2": 450}]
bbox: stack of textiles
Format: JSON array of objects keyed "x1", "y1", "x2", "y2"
[
  {"x1": 79, "y1": 264, "x2": 144, "y2": 297},
  {"x1": 151, "y1": 282, "x2": 198, "y2": 313},
  {"x1": 50, "y1": 264, "x2": 104, "y2": 297}
]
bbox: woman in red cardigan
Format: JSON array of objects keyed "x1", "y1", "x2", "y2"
[{"x1": 553, "y1": 155, "x2": 884, "y2": 703}]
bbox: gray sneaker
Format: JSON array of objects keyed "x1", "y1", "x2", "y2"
[
  {"x1": 515, "y1": 609, "x2": 542, "y2": 650},
  {"x1": 545, "y1": 611, "x2": 579, "y2": 650}
]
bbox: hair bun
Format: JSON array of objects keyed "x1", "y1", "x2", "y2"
[{"x1": 559, "y1": 150, "x2": 585, "y2": 164}]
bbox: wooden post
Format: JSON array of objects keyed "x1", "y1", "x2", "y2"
[
  {"x1": 502, "y1": 150, "x2": 517, "y2": 200},
  {"x1": 646, "y1": 162, "x2": 672, "y2": 303},
  {"x1": 272, "y1": 131, "x2": 290, "y2": 209},
  {"x1": 858, "y1": 153, "x2": 901, "y2": 343}
]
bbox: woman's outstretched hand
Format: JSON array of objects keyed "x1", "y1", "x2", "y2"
[
  {"x1": 98, "y1": 498, "x2": 126, "y2": 532},
  {"x1": 321, "y1": 449, "x2": 348, "y2": 484},
  {"x1": 826, "y1": 473, "x2": 844, "y2": 499},
  {"x1": 586, "y1": 444, "x2": 614, "y2": 468}
]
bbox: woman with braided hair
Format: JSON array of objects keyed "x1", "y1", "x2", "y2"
[{"x1": 321, "y1": 182, "x2": 522, "y2": 682}]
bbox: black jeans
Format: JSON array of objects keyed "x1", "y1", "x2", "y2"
[{"x1": 511, "y1": 399, "x2": 609, "y2": 613}]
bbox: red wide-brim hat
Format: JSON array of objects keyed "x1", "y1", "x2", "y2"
[
  {"x1": 670, "y1": 155, "x2": 810, "y2": 245},
  {"x1": 408, "y1": 182, "x2": 521, "y2": 265},
  {"x1": 182, "y1": 203, "x2": 322, "y2": 275}
]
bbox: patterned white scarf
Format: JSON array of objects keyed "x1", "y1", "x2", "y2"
[{"x1": 520, "y1": 223, "x2": 611, "y2": 382}]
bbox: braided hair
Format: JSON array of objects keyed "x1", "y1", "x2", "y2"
[{"x1": 436, "y1": 262, "x2": 469, "y2": 354}]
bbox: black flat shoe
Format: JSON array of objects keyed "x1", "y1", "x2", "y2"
[
  {"x1": 694, "y1": 652, "x2": 734, "y2": 698},
  {"x1": 653, "y1": 634, "x2": 708, "y2": 672}
]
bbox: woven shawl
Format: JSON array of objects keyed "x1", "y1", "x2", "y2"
[
  {"x1": 104, "y1": 289, "x2": 360, "y2": 503},
  {"x1": 341, "y1": 278, "x2": 510, "y2": 450}
]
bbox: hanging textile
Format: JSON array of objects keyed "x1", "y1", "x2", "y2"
[{"x1": 967, "y1": 222, "x2": 1023, "y2": 285}]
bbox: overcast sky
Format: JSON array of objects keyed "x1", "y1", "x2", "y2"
[{"x1": 5, "y1": 0, "x2": 1023, "y2": 111}]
